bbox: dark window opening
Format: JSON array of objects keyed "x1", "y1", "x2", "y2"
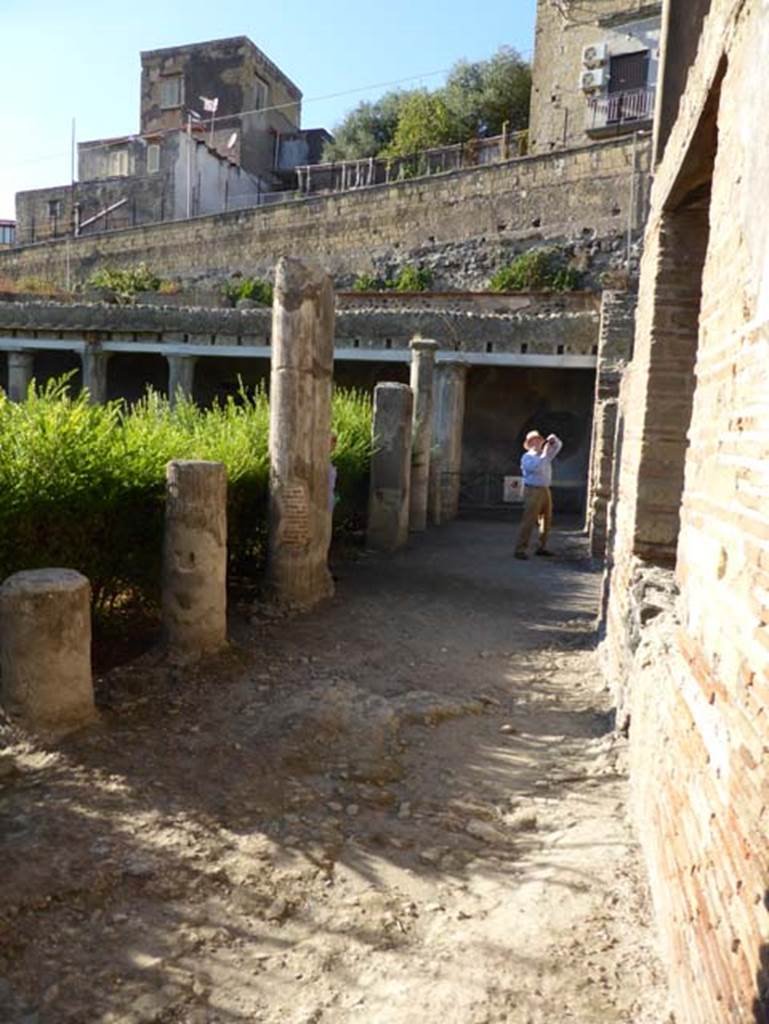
[{"x1": 607, "y1": 51, "x2": 650, "y2": 124}]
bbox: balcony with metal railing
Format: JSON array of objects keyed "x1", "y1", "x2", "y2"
[{"x1": 586, "y1": 87, "x2": 656, "y2": 136}]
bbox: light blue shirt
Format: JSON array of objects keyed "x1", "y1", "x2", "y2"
[{"x1": 520, "y1": 436, "x2": 563, "y2": 488}]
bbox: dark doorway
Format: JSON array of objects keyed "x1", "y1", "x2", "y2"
[{"x1": 608, "y1": 51, "x2": 650, "y2": 123}]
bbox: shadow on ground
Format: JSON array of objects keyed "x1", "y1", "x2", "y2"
[{"x1": 0, "y1": 520, "x2": 667, "y2": 1024}]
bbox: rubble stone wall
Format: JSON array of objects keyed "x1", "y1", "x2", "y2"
[{"x1": 0, "y1": 136, "x2": 650, "y2": 291}]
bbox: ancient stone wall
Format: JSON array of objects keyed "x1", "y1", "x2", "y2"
[
  {"x1": 603, "y1": 2, "x2": 769, "y2": 1021},
  {"x1": 0, "y1": 136, "x2": 651, "y2": 292}
]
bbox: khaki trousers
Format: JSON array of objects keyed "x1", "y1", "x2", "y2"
[{"x1": 515, "y1": 485, "x2": 553, "y2": 554}]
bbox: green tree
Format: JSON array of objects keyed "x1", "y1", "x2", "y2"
[
  {"x1": 323, "y1": 90, "x2": 414, "y2": 161},
  {"x1": 443, "y1": 46, "x2": 531, "y2": 137},
  {"x1": 323, "y1": 45, "x2": 531, "y2": 162},
  {"x1": 383, "y1": 91, "x2": 459, "y2": 158}
]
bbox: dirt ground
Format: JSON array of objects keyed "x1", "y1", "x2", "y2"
[{"x1": 0, "y1": 519, "x2": 672, "y2": 1024}]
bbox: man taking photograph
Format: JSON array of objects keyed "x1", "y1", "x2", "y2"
[{"x1": 514, "y1": 430, "x2": 563, "y2": 560}]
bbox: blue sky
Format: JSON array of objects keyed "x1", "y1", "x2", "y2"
[{"x1": 0, "y1": 0, "x2": 536, "y2": 220}]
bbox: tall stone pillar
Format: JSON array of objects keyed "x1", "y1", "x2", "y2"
[
  {"x1": 408, "y1": 338, "x2": 439, "y2": 532},
  {"x1": 268, "y1": 257, "x2": 335, "y2": 607},
  {"x1": 587, "y1": 290, "x2": 636, "y2": 559},
  {"x1": 0, "y1": 569, "x2": 95, "y2": 733},
  {"x1": 167, "y1": 354, "x2": 197, "y2": 407},
  {"x1": 81, "y1": 347, "x2": 111, "y2": 404},
  {"x1": 367, "y1": 382, "x2": 413, "y2": 552},
  {"x1": 162, "y1": 460, "x2": 227, "y2": 660},
  {"x1": 428, "y1": 359, "x2": 468, "y2": 525},
  {"x1": 7, "y1": 351, "x2": 34, "y2": 402}
]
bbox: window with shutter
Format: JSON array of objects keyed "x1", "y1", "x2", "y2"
[
  {"x1": 147, "y1": 144, "x2": 160, "y2": 174},
  {"x1": 160, "y1": 76, "x2": 183, "y2": 110}
]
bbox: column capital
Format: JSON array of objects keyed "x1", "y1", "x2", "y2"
[{"x1": 409, "y1": 338, "x2": 440, "y2": 353}]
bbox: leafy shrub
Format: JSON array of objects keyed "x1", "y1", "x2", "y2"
[
  {"x1": 87, "y1": 263, "x2": 161, "y2": 303},
  {"x1": 157, "y1": 279, "x2": 180, "y2": 295},
  {"x1": 224, "y1": 277, "x2": 273, "y2": 306},
  {"x1": 393, "y1": 265, "x2": 432, "y2": 292},
  {"x1": 350, "y1": 265, "x2": 432, "y2": 293},
  {"x1": 0, "y1": 379, "x2": 371, "y2": 621},
  {"x1": 352, "y1": 273, "x2": 383, "y2": 292},
  {"x1": 489, "y1": 249, "x2": 580, "y2": 292},
  {"x1": 330, "y1": 388, "x2": 373, "y2": 533}
]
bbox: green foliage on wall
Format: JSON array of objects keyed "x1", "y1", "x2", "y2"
[
  {"x1": 393, "y1": 265, "x2": 433, "y2": 292},
  {"x1": 489, "y1": 249, "x2": 581, "y2": 292},
  {"x1": 351, "y1": 265, "x2": 433, "y2": 293},
  {"x1": 87, "y1": 263, "x2": 161, "y2": 303},
  {"x1": 223, "y1": 276, "x2": 274, "y2": 306}
]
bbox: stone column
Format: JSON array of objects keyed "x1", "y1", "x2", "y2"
[
  {"x1": 81, "y1": 347, "x2": 111, "y2": 404},
  {"x1": 268, "y1": 256, "x2": 335, "y2": 607},
  {"x1": 367, "y1": 382, "x2": 413, "y2": 552},
  {"x1": 428, "y1": 360, "x2": 468, "y2": 525},
  {"x1": 162, "y1": 460, "x2": 228, "y2": 661},
  {"x1": 587, "y1": 290, "x2": 636, "y2": 559},
  {"x1": 408, "y1": 338, "x2": 439, "y2": 532},
  {"x1": 7, "y1": 351, "x2": 34, "y2": 402},
  {"x1": 167, "y1": 354, "x2": 197, "y2": 407},
  {"x1": 0, "y1": 569, "x2": 95, "y2": 733}
]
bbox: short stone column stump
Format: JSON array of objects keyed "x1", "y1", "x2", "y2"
[
  {"x1": 162, "y1": 459, "x2": 228, "y2": 661},
  {"x1": 367, "y1": 382, "x2": 414, "y2": 552},
  {"x1": 0, "y1": 569, "x2": 95, "y2": 733},
  {"x1": 408, "y1": 338, "x2": 439, "y2": 532}
]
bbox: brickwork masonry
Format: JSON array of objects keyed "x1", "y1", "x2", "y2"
[{"x1": 602, "y1": 2, "x2": 769, "y2": 1021}]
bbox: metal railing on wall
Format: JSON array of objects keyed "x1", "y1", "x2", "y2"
[
  {"x1": 293, "y1": 131, "x2": 528, "y2": 197},
  {"x1": 586, "y1": 87, "x2": 656, "y2": 132}
]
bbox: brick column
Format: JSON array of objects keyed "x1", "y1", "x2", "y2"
[
  {"x1": 367, "y1": 382, "x2": 413, "y2": 552},
  {"x1": 603, "y1": 201, "x2": 709, "y2": 692},
  {"x1": 81, "y1": 347, "x2": 111, "y2": 405},
  {"x1": 268, "y1": 257, "x2": 335, "y2": 608},
  {"x1": 408, "y1": 338, "x2": 439, "y2": 532},
  {"x1": 166, "y1": 354, "x2": 197, "y2": 407},
  {"x1": 7, "y1": 351, "x2": 34, "y2": 402},
  {"x1": 428, "y1": 359, "x2": 468, "y2": 525}
]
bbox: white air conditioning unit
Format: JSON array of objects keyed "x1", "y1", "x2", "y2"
[
  {"x1": 580, "y1": 68, "x2": 607, "y2": 92},
  {"x1": 582, "y1": 42, "x2": 608, "y2": 68}
]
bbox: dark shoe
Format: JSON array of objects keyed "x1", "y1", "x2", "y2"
[
  {"x1": 536, "y1": 548, "x2": 554, "y2": 557},
  {"x1": 514, "y1": 551, "x2": 529, "y2": 560}
]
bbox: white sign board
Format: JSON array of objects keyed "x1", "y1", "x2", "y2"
[{"x1": 503, "y1": 476, "x2": 525, "y2": 503}]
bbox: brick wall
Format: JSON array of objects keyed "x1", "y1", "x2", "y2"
[
  {"x1": 603, "y1": 1, "x2": 769, "y2": 1020},
  {"x1": 0, "y1": 136, "x2": 650, "y2": 291}
]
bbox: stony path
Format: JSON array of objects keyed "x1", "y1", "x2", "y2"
[{"x1": 0, "y1": 521, "x2": 671, "y2": 1024}]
